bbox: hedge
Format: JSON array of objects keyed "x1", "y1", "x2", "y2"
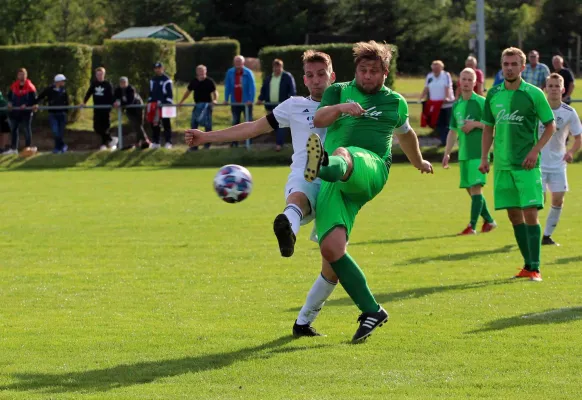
[
  {"x1": 175, "y1": 40, "x2": 240, "y2": 83},
  {"x1": 0, "y1": 43, "x2": 92, "y2": 121},
  {"x1": 102, "y1": 39, "x2": 176, "y2": 99},
  {"x1": 258, "y1": 43, "x2": 398, "y2": 96},
  {"x1": 92, "y1": 45, "x2": 105, "y2": 71}
]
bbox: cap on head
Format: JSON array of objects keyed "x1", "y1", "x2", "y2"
[
  {"x1": 154, "y1": 62, "x2": 163, "y2": 68},
  {"x1": 54, "y1": 74, "x2": 66, "y2": 83}
]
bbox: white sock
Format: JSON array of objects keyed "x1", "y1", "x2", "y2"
[
  {"x1": 296, "y1": 274, "x2": 337, "y2": 325},
  {"x1": 544, "y1": 206, "x2": 562, "y2": 237},
  {"x1": 283, "y1": 204, "x2": 302, "y2": 235}
]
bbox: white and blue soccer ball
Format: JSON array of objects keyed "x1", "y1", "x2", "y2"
[{"x1": 213, "y1": 164, "x2": 253, "y2": 203}]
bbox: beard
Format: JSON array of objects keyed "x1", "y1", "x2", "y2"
[
  {"x1": 356, "y1": 81, "x2": 383, "y2": 94},
  {"x1": 504, "y1": 75, "x2": 519, "y2": 83}
]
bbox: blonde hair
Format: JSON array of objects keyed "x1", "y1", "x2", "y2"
[
  {"x1": 547, "y1": 72, "x2": 564, "y2": 86},
  {"x1": 466, "y1": 56, "x2": 477, "y2": 65},
  {"x1": 353, "y1": 41, "x2": 393, "y2": 72},
  {"x1": 460, "y1": 67, "x2": 476, "y2": 81},
  {"x1": 432, "y1": 60, "x2": 445, "y2": 68},
  {"x1": 95, "y1": 67, "x2": 106, "y2": 74},
  {"x1": 501, "y1": 47, "x2": 526, "y2": 66},
  {"x1": 302, "y1": 50, "x2": 333, "y2": 73},
  {"x1": 196, "y1": 65, "x2": 207, "y2": 71}
]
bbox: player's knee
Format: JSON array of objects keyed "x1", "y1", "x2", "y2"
[
  {"x1": 506, "y1": 209, "x2": 524, "y2": 225},
  {"x1": 552, "y1": 194, "x2": 565, "y2": 208},
  {"x1": 331, "y1": 147, "x2": 353, "y2": 178},
  {"x1": 286, "y1": 192, "x2": 311, "y2": 216},
  {"x1": 320, "y1": 231, "x2": 347, "y2": 263},
  {"x1": 522, "y1": 208, "x2": 539, "y2": 225}
]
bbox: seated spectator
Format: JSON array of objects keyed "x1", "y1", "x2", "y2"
[
  {"x1": 455, "y1": 56, "x2": 484, "y2": 97},
  {"x1": 178, "y1": 65, "x2": 218, "y2": 151},
  {"x1": 420, "y1": 60, "x2": 454, "y2": 146},
  {"x1": 35, "y1": 74, "x2": 69, "y2": 153},
  {"x1": 7, "y1": 68, "x2": 37, "y2": 156},
  {"x1": 257, "y1": 59, "x2": 296, "y2": 151},
  {"x1": 0, "y1": 90, "x2": 9, "y2": 154},
  {"x1": 114, "y1": 77, "x2": 150, "y2": 149}
]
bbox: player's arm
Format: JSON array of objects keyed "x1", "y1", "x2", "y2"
[
  {"x1": 396, "y1": 128, "x2": 433, "y2": 174},
  {"x1": 185, "y1": 116, "x2": 272, "y2": 146},
  {"x1": 442, "y1": 129, "x2": 457, "y2": 168},
  {"x1": 479, "y1": 91, "x2": 495, "y2": 173},
  {"x1": 523, "y1": 90, "x2": 556, "y2": 169},
  {"x1": 314, "y1": 84, "x2": 363, "y2": 128},
  {"x1": 564, "y1": 112, "x2": 582, "y2": 162}
]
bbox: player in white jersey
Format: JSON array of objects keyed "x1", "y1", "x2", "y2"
[
  {"x1": 186, "y1": 51, "x2": 339, "y2": 337},
  {"x1": 539, "y1": 73, "x2": 582, "y2": 246}
]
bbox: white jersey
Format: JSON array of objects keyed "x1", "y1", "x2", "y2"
[
  {"x1": 273, "y1": 96, "x2": 327, "y2": 171},
  {"x1": 539, "y1": 103, "x2": 582, "y2": 172}
]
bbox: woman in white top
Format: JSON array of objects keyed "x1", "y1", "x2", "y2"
[{"x1": 420, "y1": 60, "x2": 455, "y2": 145}]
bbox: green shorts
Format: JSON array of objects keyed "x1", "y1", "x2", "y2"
[
  {"x1": 459, "y1": 159, "x2": 487, "y2": 188},
  {"x1": 315, "y1": 147, "x2": 388, "y2": 243},
  {"x1": 493, "y1": 168, "x2": 544, "y2": 210}
]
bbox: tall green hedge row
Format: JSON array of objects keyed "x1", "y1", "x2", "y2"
[
  {"x1": 102, "y1": 39, "x2": 176, "y2": 99},
  {"x1": 0, "y1": 43, "x2": 92, "y2": 121},
  {"x1": 175, "y1": 40, "x2": 240, "y2": 83},
  {"x1": 258, "y1": 43, "x2": 398, "y2": 95}
]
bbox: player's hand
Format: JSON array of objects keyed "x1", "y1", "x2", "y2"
[
  {"x1": 185, "y1": 129, "x2": 205, "y2": 147},
  {"x1": 563, "y1": 151, "x2": 574, "y2": 163},
  {"x1": 418, "y1": 160, "x2": 434, "y2": 174},
  {"x1": 522, "y1": 150, "x2": 539, "y2": 170},
  {"x1": 461, "y1": 121, "x2": 475, "y2": 133},
  {"x1": 479, "y1": 159, "x2": 490, "y2": 174},
  {"x1": 338, "y1": 102, "x2": 364, "y2": 116},
  {"x1": 442, "y1": 154, "x2": 450, "y2": 169}
]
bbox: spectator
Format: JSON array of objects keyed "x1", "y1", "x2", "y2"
[
  {"x1": 257, "y1": 58, "x2": 297, "y2": 151},
  {"x1": 35, "y1": 74, "x2": 69, "y2": 153},
  {"x1": 420, "y1": 60, "x2": 454, "y2": 146},
  {"x1": 456, "y1": 56, "x2": 484, "y2": 97},
  {"x1": 224, "y1": 55, "x2": 256, "y2": 147},
  {"x1": 552, "y1": 55, "x2": 575, "y2": 105},
  {"x1": 147, "y1": 62, "x2": 173, "y2": 149},
  {"x1": 81, "y1": 67, "x2": 117, "y2": 151},
  {"x1": 0, "y1": 90, "x2": 9, "y2": 154},
  {"x1": 523, "y1": 50, "x2": 551, "y2": 89},
  {"x1": 178, "y1": 65, "x2": 218, "y2": 151},
  {"x1": 6, "y1": 68, "x2": 37, "y2": 156},
  {"x1": 114, "y1": 77, "x2": 150, "y2": 149},
  {"x1": 493, "y1": 69, "x2": 504, "y2": 86}
]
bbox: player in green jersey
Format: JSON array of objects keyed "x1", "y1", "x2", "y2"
[
  {"x1": 443, "y1": 68, "x2": 497, "y2": 235},
  {"x1": 479, "y1": 47, "x2": 556, "y2": 282},
  {"x1": 305, "y1": 41, "x2": 434, "y2": 343}
]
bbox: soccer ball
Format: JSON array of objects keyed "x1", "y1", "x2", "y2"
[{"x1": 213, "y1": 164, "x2": 253, "y2": 203}]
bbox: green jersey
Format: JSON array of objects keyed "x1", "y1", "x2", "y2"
[
  {"x1": 481, "y1": 80, "x2": 554, "y2": 170},
  {"x1": 449, "y1": 92, "x2": 486, "y2": 160},
  {"x1": 319, "y1": 80, "x2": 410, "y2": 166}
]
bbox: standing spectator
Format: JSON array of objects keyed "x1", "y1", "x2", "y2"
[
  {"x1": 178, "y1": 65, "x2": 218, "y2": 151},
  {"x1": 224, "y1": 55, "x2": 256, "y2": 147},
  {"x1": 523, "y1": 50, "x2": 551, "y2": 89},
  {"x1": 493, "y1": 69, "x2": 504, "y2": 86},
  {"x1": 6, "y1": 68, "x2": 37, "y2": 155},
  {"x1": 114, "y1": 77, "x2": 150, "y2": 149},
  {"x1": 147, "y1": 62, "x2": 173, "y2": 149},
  {"x1": 420, "y1": 60, "x2": 455, "y2": 146},
  {"x1": 0, "y1": 90, "x2": 9, "y2": 154},
  {"x1": 257, "y1": 59, "x2": 297, "y2": 151},
  {"x1": 81, "y1": 67, "x2": 117, "y2": 151},
  {"x1": 456, "y1": 56, "x2": 484, "y2": 97},
  {"x1": 35, "y1": 74, "x2": 69, "y2": 153},
  {"x1": 552, "y1": 55, "x2": 575, "y2": 105}
]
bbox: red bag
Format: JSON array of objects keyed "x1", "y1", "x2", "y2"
[
  {"x1": 146, "y1": 102, "x2": 162, "y2": 126},
  {"x1": 420, "y1": 100, "x2": 444, "y2": 129}
]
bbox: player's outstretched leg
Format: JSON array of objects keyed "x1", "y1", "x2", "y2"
[
  {"x1": 274, "y1": 192, "x2": 312, "y2": 257},
  {"x1": 293, "y1": 259, "x2": 338, "y2": 337}
]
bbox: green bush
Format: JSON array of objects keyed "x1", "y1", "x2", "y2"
[
  {"x1": 0, "y1": 43, "x2": 92, "y2": 121},
  {"x1": 92, "y1": 45, "x2": 105, "y2": 71},
  {"x1": 175, "y1": 40, "x2": 240, "y2": 83},
  {"x1": 102, "y1": 39, "x2": 176, "y2": 99},
  {"x1": 258, "y1": 43, "x2": 398, "y2": 95}
]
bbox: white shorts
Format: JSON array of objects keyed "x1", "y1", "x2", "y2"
[
  {"x1": 542, "y1": 170, "x2": 568, "y2": 193},
  {"x1": 284, "y1": 171, "x2": 321, "y2": 225}
]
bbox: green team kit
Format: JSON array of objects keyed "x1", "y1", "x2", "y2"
[{"x1": 481, "y1": 80, "x2": 554, "y2": 210}]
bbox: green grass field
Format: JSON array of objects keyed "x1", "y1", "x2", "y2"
[{"x1": 1, "y1": 164, "x2": 581, "y2": 399}]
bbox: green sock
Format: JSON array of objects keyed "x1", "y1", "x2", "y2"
[
  {"x1": 330, "y1": 253, "x2": 379, "y2": 313},
  {"x1": 512, "y1": 223, "x2": 531, "y2": 269},
  {"x1": 318, "y1": 155, "x2": 347, "y2": 182},
  {"x1": 480, "y1": 197, "x2": 494, "y2": 223},
  {"x1": 470, "y1": 195, "x2": 484, "y2": 230},
  {"x1": 526, "y1": 224, "x2": 542, "y2": 272}
]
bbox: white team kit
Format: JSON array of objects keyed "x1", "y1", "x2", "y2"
[
  {"x1": 538, "y1": 103, "x2": 582, "y2": 192},
  {"x1": 272, "y1": 96, "x2": 326, "y2": 224}
]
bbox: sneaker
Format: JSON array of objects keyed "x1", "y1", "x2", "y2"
[
  {"x1": 304, "y1": 133, "x2": 327, "y2": 182},
  {"x1": 3, "y1": 149, "x2": 17, "y2": 155},
  {"x1": 149, "y1": 143, "x2": 161, "y2": 149},
  {"x1": 61, "y1": 145, "x2": 68, "y2": 153},
  {"x1": 273, "y1": 214, "x2": 296, "y2": 257},
  {"x1": 99, "y1": 145, "x2": 108, "y2": 151},
  {"x1": 458, "y1": 224, "x2": 477, "y2": 236},
  {"x1": 109, "y1": 136, "x2": 119, "y2": 148},
  {"x1": 292, "y1": 321, "x2": 324, "y2": 338},
  {"x1": 164, "y1": 143, "x2": 173, "y2": 149},
  {"x1": 542, "y1": 235, "x2": 560, "y2": 246},
  {"x1": 513, "y1": 268, "x2": 543, "y2": 281},
  {"x1": 352, "y1": 306, "x2": 389, "y2": 343},
  {"x1": 481, "y1": 221, "x2": 497, "y2": 233}
]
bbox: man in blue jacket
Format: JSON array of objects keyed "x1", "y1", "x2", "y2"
[
  {"x1": 148, "y1": 62, "x2": 174, "y2": 149},
  {"x1": 258, "y1": 58, "x2": 296, "y2": 151},
  {"x1": 224, "y1": 55, "x2": 256, "y2": 147}
]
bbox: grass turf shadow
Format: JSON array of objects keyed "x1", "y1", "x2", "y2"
[
  {"x1": 398, "y1": 244, "x2": 515, "y2": 265},
  {"x1": 349, "y1": 233, "x2": 458, "y2": 246},
  {"x1": 468, "y1": 307, "x2": 582, "y2": 334},
  {"x1": 0, "y1": 335, "x2": 329, "y2": 394}
]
